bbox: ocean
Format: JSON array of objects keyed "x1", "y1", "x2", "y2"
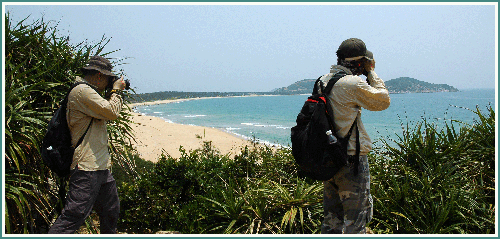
[{"x1": 134, "y1": 89, "x2": 496, "y2": 148}]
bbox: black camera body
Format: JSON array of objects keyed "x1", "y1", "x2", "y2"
[
  {"x1": 340, "y1": 58, "x2": 373, "y2": 76},
  {"x1": 104, "y1": 77, "x2": 130, "y2": 99},
  {"x1": 124, "y1": 79, "x2": 131, "y2": 90}
]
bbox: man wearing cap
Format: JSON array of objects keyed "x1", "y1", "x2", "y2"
[
  {"x1": 48, "y1": 56, "x2": 126, "y2": 234},
  {"x1": 318, "y1": 38, "x2": 390, "y2": 234}
]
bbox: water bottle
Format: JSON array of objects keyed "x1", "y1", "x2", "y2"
[{"x1": 326, "y1": 130, "x2": 337, "y2": 144}]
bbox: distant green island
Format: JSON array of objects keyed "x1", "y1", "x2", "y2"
[
  {"x1": 272, "y1": 77, "x2": 459, "y2": 94},
  {"x1": 129, "y1": 77, "x2": 458, "y2": 103},
  {"x1": 385, "y1": 77, "x2": 459, "y2": 94}
]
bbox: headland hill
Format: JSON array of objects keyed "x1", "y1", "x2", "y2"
[{"x1": 127, "y1": 77, "x2": 459, "y2": 103}]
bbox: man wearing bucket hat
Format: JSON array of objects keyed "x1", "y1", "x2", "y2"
[
  {"x1": 48, "y1": 56, "x2": 126, "y2": 234},
  {"x1": 318, "y1": 38, "x2": 390, "y2": 234}
]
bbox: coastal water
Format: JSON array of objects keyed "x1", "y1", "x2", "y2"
[{"x1": 135, "y1": 89, "x2": 496, "y2": 147}]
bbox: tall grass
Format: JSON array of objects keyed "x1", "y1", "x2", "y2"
[
  {"x1": 117, "y1": 142, "x2": 324, "y2": 234},
  {"x1": 370, "y1": 106, "x2": 495, "y2": 234},
  {"x1": 117, "y1": 106, "x2": 495, "y2": 234},
  {"x1": 4, "y1": 13, "x2": 136, "y2": 233}
]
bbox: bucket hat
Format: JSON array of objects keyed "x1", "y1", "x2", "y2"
[
  {"x1": 81, "y1": 56, "x2": 117, "y2": 77},
  {"x1": 336, "y1": 38, "x2": 372, "y2": 61}
]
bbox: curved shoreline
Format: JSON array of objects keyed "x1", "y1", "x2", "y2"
[
  {"x1": 126, "y1": 111, "x2": 255, "y2": 162},
  {"x1": 126, "y1": 96, "x2": 287, "y2": 162},
  {"x1": 127, "y1": 97, "x2": 215, "y2": 108}
]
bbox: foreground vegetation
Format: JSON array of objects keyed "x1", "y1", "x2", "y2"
[
  {"x1": 5, "y1": 13, "x2": 495, "y2": 234},
  {"x1": 4, "y1": 13, "x2": 137, "y2": 233},
  {"x1": 115, "y1": 106, "x2": 495, "y2": 234},
  {"x1": 370, "y1": 106, "x2": 495, "y2": 233}
]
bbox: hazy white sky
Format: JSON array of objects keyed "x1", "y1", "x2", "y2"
[{"x1": 4, "y1": 3, "x2": 497, "y2": 93}]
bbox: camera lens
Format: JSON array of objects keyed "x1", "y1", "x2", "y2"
[{"x1": 125, "y1": 79, "x2": 130, "y2": 90}]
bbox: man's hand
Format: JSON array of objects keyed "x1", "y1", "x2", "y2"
[
  {"x1": 364, "y1": 59, "x2": 375, "y2": 72},
  {"x1": 363, "y1": 59, "x2": 375, "y2": 76},
  {"x1": 112, "y1": 76, "x2": 126, "y2": 90}
]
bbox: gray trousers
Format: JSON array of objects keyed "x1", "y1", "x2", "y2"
[
  {"x1": 321, "y1": 155, "x2": 373, "y2": 234},
  {"x1": 48, "y1": 168, "x2": 120, "y2": 234}
]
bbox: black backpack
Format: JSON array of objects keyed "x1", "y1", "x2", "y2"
[
  {"x1": 41, "y1": 82, "x2": 92, "y2": 178},
  {"x1": 291, "y1": 69, "x2": 360, "y2": 181}
]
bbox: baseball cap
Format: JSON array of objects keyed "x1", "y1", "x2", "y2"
[
  {"x1": 336, "y1": 38, "x2": 372, "y2": 61},
  {"x1": 365, "y1": 50, "x2": 373, "y2": 61}
]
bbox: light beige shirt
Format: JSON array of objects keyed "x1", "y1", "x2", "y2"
[
  {"x1": 319, "y1": 67, "x2": 390, "y2": 155},
  {"x1": 66, "y1": 76, "x2": 123, "y2": 171}
]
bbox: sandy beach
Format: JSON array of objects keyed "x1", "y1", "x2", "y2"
[{"x1": 126, "y1": 98, "x2": 254, "y2": 162}]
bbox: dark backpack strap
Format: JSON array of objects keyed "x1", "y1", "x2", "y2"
[
  {"x1": 63, "y1": 81, "x2": 95, "y2": 149},
  {"x1": 312, "y1": 76, "x2": 324, "y2": 95},
  {"x1": 65, "y1": 81, "x2": 95, "y2": 149},
  {"x1": 345, "y1": 117, "x2": 360, "y2": 175},
  {"x1": 57, "y1": 82, "x2": 94, "y2": 211},
  {"x1": 344, "y1": 118, "x2": 357, "y2": 139},
  {"x1": 354, "y1": 119, "x2": 361, "y2": 175},
  {"x1": 355, "y1": 120, "x2": 360, "y2": 158},
  {"x1": 66, "y1": 81, "x2": 98, "y2": 101},
  {"x1": 318, "y1": 69, "x2": 360, "y2": 175},
  {"x1": 321, "y1": 70, "x2": 348, "y2": 131},
  {"x1": 323, "y1": 70, "x2": 347, "y2": 95},
  {"x1": 61, "y1": 82, "x2": 89, "y2": 105},
  {"x1": 313, "y1": 68, "x2": 348, "y2": 95},
  {"x1": 74, "y1": 118, "x2": 92, "y2": 149}
]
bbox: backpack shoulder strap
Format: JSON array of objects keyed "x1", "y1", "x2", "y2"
[
  {"x1": 61, "y1": 82, "x2": 90, "y2": 106},
  {"x1": 68, "y1": 81, "x2": 95, "y2": 94},
  {"x1": 312, "y1": 76, "x2": 324, "y2": 95},
  {"x1": 322, "y1": 69, "x2": 348, "y2": 131},
  {"x1": 314, "y1": 65, "x2": 352, "y2": 95},
  {"x1": 323, "y1": 69, "x2": 348, "y2": 95},
  {"x1": 350, "y1": 117, "x2": 361, "y2": 175},
  {"x1": 74, "y1": 118, "x2": 92, "y2": 149},
  {"x1": 344, "y1": 117, "x2": 357, "y2": 139},
  {"x1": 66, "y1": 81, "x2": 95, "y2": 149}
]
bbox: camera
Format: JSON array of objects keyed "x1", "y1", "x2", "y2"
[
  {"x1": 341, "y1": 57, "x2": 374, "y2": 76},
  {"x1": 341, "y1": 59, "x2": 364, "y2": 76},
  {"x1": 109, "y1": 76, "x2": 131, "y2": 90},
  {"x1": 124, "y1": 79, "x2": 131, "y2": 90}
]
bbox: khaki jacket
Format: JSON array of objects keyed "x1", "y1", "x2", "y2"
[
  {"x1": 319, "y1": 67, "x2": 390, "y2": 155},
  {"x1": 66, "y1": 76, "x2": 123, "y2": 171}
]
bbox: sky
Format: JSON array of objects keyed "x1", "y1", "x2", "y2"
[{"x1": 3, "y1": 3, "x2": 497, "y2": 93}]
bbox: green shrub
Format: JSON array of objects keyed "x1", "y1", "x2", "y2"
[
  {"x1": 118, "y1": 142, "x2": 324, "y2": 234},
  {"x1": 370, "y1": 106, "x2": 495, "y2": 234},
  {"x1": 118, "y1": 106, "x2": 495, "y2": 234}
]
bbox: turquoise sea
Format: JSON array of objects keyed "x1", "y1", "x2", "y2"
[{"x1": 135, "y1": 89, "x2": 496, "y2": 148}]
